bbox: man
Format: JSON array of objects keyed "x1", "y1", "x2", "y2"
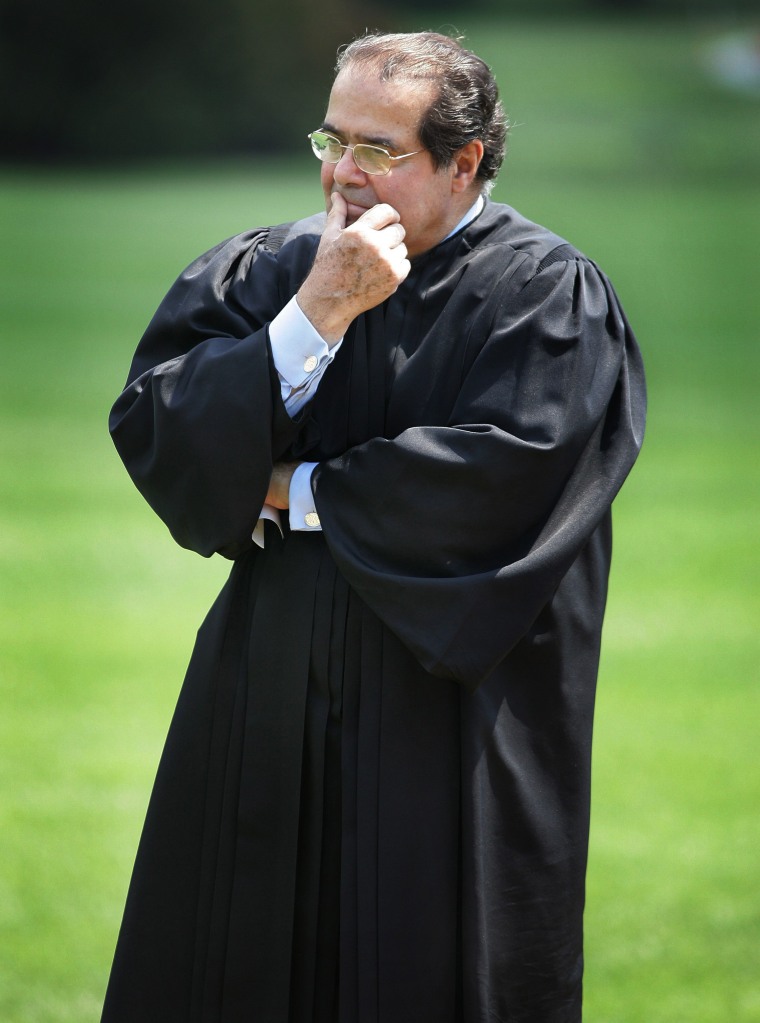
[{"x1": 103, "y1": 31, "x2": 645, "y2": 1023}]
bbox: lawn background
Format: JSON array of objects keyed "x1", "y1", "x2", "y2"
[{"x1": 1, "y1": 15, "x2": 759, "y2": 1022}]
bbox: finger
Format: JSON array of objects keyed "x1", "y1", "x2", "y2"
[
  {"x1": 391, "y1": 252, "x2": 411, "y2": 288},
  {"x1": 328, "y1": 190, "x2": 348, "y2": 221},
  {"x1": 392, "y1": 245, "x2": 410, "y2": 273},
  {"x1": 323, "y1": 191, "x2": 347, "y2": 241},
  {"x1": 377, "y1": 222, "x2": 406, "y2": 248}
]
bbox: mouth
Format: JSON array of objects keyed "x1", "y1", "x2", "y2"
[
  {"x1": 333, "y1": 191, "x2": 374, "y2": 224},
  {"x1": 345, "y1": 200, "x2": 371, "y2": 223}
]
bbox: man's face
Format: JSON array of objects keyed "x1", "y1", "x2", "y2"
[{"x1": 319, "y1": 67, "x2": 465, "y2": 258}]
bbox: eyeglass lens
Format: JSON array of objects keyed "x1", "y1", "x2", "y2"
[{"x1": 309, "y1": 132, "x2": 391, "y2": 175}]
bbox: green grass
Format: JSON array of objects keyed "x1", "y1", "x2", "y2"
[{"x1": 2, "y1": 15, "x2": 759, "y2": 1022}]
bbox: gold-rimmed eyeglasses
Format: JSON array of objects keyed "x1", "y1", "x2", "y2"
[{"x1": 307, "y1": 130, "x2": 423, "y2": 176}]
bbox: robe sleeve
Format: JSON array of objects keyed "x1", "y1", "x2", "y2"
[
  {"x1": 311, "y1": 255, "x2": 646, "y2": 689},
  {"x1": 109, "y1": 229, "x2": 310, "y2": 560}
]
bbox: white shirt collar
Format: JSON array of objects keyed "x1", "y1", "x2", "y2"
[{"x1": 444, "y1": 194, "x2": 485, "y2": 241}]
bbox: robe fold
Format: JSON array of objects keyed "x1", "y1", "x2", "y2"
[{"x1": 103, "y1": 200, "x2": 645, "y2": 1023}]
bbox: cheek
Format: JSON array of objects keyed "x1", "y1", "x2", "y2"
[
  {"x1": 320, "y1": 164, "x2": 335, "y2": 196},
  {"x1": 388, "y1": 190, "x2": 418, "y2": 228}
]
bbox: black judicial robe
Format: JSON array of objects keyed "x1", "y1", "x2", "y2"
[{"x1": 103, "y1": 201, "x2": 646, "y2": 1023}]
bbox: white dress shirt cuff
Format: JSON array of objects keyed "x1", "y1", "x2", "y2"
[
  {"x1": 251, "y1": 503, "x2": 283, "y2": 549},
  {"x1": 269, "y1": 296, "x2": 343, "y2": 414},
  {"x1": 289, "y1": 462, "x2": 321, "y2": 532}
]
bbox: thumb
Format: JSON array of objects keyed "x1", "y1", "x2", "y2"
[{"x1": 324, "y1": 191, "x2": 347, "y2": 239}]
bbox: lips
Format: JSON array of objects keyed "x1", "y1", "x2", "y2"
[
  {"x1": 333, "y1": 191, "x2": 374, "y2": 223},
  {"x1": 345, "y1": 201, "x2": 371, "y2": 222}
]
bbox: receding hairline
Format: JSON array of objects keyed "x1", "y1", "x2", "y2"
[
  {"x1": 335, "y1": 31, "x2": 471, "y2": 83},
  {"x1": 333, "y1": 31, "x2": 507, "y2": 187},
  {"x1": 329, "y1": 62, "x2": 440, "y2": 109},
  {"x1": 331, "y1": 36, "x2": 461, "y2": 141}
]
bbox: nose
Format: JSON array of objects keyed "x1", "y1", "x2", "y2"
[{"x1": 333, "y1": 146, "x2": 368, "y2": 186}]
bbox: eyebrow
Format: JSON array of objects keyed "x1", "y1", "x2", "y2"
[{"x1": 320, "y1": 121, "x2": 400, "y2": 152}]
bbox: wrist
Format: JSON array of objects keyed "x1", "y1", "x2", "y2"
[
  {"x1": 296, "y1": 288, "x2": 350, "y2": 346},
  {"x1": 266, "y1": 460, "x2": 301, "y2": 509}
]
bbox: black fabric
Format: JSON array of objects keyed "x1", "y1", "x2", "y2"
[{"x1": 103, "y1": 200, "x2": 646, "y2": 1023}]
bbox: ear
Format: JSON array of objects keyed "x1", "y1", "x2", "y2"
[{"x1": 451, "y1": 140, "x2": 484, "y2": 193}]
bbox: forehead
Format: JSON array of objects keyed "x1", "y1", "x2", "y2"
[{"x1": 324, "y1": 67, "x2": 436, "y2": 146}]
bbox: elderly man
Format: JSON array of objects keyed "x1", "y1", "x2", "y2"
[{"x1": 103, "y1": 30, "x2": 645, "y2": 1023}]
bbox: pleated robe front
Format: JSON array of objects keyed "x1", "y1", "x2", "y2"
[{"x1": 102, "y1": 202, "x2": 646, "y2": 1023}]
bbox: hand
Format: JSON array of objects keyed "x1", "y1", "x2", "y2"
[
  {"x1": 265, "y1": 461, "x2": 301, "y2": 510},
  {"x1": 297, "y1": 192, "x2": 410, "y2": 344}
]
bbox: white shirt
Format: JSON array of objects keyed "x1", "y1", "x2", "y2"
[{"x1": 253, "y1": 196, "x2": 485, "y2": 547}]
